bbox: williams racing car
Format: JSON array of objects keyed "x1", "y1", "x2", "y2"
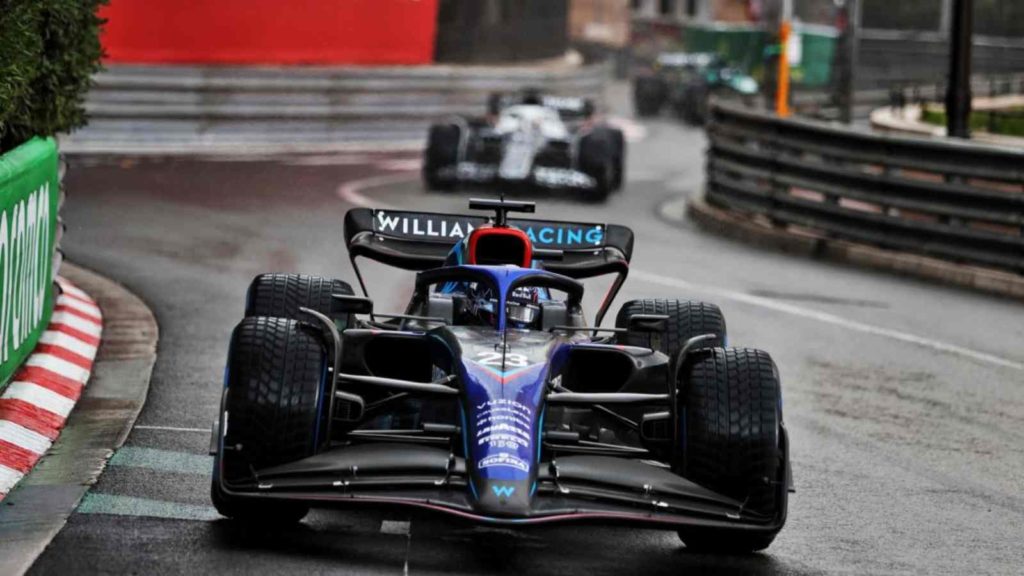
[
  {"x1": 422, "y1": 91, "x2": 625, "y2": 201},
  {"x1": 211, "y1": 198, "x2": 790, "y2": 553}
]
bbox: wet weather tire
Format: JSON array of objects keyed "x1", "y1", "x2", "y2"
[
  {"x1": 610, "y1": 128, "x2": 626, "y2": 191},
  {"x1": 245, "y1": 273, "x2": 354, "y2": 326},
  {"x1": 677, "y1": 347, "x2": 784, "y2": 553},
  {"x1": 615, "y1": 299, "x2": 727, "y2": 360},
  {"x1": 213, "y1": 316, "x2": 327, "y2": 523},
  {"x1": 579, "y1": 129, "x2": 615, "y2": 201},
  {"x1": 424, "y1": 123, "x2": 461, "y2": 191}
]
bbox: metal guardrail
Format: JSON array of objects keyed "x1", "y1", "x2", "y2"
[{"x1": 704, "y1": 104, "x2": 1024, "y2": 274}]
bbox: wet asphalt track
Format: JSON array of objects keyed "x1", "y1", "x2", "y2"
[{"x1": 26, "y1": 92, "x2": 1024, "y2": 575}]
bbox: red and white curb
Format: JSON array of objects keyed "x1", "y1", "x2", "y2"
[{"x1": 0, "y1": 278, "x2": 103, "y2": 500}]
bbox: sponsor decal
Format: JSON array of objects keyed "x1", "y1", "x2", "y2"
[
  {"x1": 533, "y1": 167, "x2": 595, "y2": 189},
  {"x1": 540, "y1": 95, "x2": 586, "y2": 112},
  {"x1": 372, "y1": 210, "x2": 605, "y2": 250},
  {"x1": 476, "y1": 398, "x2": 533, "y2": 473},
  {"x1": 1, "y1": 183, "x2": 52, "y2": 365},
  {"x1": 374, "y1": 210, "x2": 476, "y2": 240},
  {"x1": 491, "y1": 485, "x2": 516, "y2": 498}
]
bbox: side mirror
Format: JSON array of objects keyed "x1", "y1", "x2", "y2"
[
  {"x1": 627, "y1": 313, "x2": 668, "y2": 333},
  {"x1": 331, "y1": 294, "x2": 373, "y2": 316},
  {"x1": 640, "y1": 411, "x2": 671, "y2": 445}
]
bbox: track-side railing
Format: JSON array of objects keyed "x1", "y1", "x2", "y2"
[{"x1": 704, "y1": 104, "x2": 1024, "y2": 274}]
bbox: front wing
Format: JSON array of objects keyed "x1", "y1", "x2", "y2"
[
  {"x1": 437, "y1": 162, "x2": 598, "y2": 191},
  {"x1": 215, "y1": 441, "x2": 788, "y2": 533}
]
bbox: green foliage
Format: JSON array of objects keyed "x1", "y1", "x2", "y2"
[
  {"x1": 921, "y1": 105, "x2": 1024, "y2": 137},
  {"x1": 0, "y1": 1, "x2": 107, "y2": 154}
]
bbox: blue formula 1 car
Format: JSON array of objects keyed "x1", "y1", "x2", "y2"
[{"x1": 211, "y1": 198, "x2": 790, "y2": 553}]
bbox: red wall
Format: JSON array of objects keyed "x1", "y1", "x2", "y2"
[{"x1": 100, "y1": 0, "x2": 439, "y2": 65}]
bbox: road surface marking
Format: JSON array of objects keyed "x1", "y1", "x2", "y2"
[
  {"x1": 77, "y1": 493, "x2": 221, "y2": 522},
  {"x1": 134, "y1": 425, "x2": 210, "y2": 434},
  {"x1": 108, "y1": 446, "x2": 213, "y2": 476},
  {"x1": 632, "y1": 269, "x2": 1024, "y2": 371},
  {"x1": 606, "y1": 115, "x2": 648, "y2": 143},
  {"x1": 337, "y1": 172, "x2": 416, "y2": 209}
]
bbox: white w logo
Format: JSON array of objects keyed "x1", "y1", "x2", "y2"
[{"x1": 491, "y1": 485, "x2": 516, "y2": 498}]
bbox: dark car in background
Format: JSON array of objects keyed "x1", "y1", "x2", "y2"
[{"x1": 633, "y1": 52, "x2": 759, "y2": 125}]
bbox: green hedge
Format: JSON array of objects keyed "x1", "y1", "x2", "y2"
[
  {"x1": 0, "y1": 1, "x2": 106, "y2": 154},
  {"x1": 921, "y1": 105, "x2": 1024, "y2": 137}
]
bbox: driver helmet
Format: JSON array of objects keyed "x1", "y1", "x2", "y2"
[
  {"x1": 506, "y1": 286, "x2": 541, "y2": 329},
  {"x1": 464, "y1": 283, "x2": 541, "y2": 330}
]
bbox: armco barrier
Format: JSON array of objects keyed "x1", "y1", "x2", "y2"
[
  {"x1": 0, "y1": 138, "x2": 61, "y2": 388},
  {"x1": 62, "y1": 58, "x2": 610, "y2": 152},
  {"x1": 704, "y1": 104, "x2": 1024, "y2": 275}
]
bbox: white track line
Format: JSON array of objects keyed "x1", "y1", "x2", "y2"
[
  {"x1": 631, "y1": 269, "x2": 1024, "y2": 372},
  {"x1": 133, "y1": 425, "x2": 210, "y2": 434},
  {"x1": 605, "y1": 115, "x2": 648, "y2": 143},
  {"x1": 336, "y1": 172, "x2": 417, "y2": 209}
]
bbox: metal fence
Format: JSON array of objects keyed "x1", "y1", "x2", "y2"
[{"x1": 704, "y1": 104, "x2": 1024, "y2": 274}]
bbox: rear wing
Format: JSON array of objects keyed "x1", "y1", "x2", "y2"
[{"x1": 344, "y1": 208, "x2": 633, "y2": 324}]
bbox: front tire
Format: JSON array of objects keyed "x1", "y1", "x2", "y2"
[
  {"x1": 213, "y1": 316, "x2": 326, "y2": 522},
  {"x1": 609, "y1": 128, "x2": 626, "y2": 191},
  {"x1": 245, "y1": 273, "x2": 354, "y2": 327},
  {"x1": 578, "y1": 129, "x2": 615, "y2": 202},
  {"x1": 423, "y1": 123, "x2": 461, "y2": 191},
  {"x1": 677, "y1": 347, "x2": 785, "y2": 553}
]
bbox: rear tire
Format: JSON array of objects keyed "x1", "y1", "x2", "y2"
[
  {"x1": 633, "y1": 77, "x2": 667, "y2": 117},
  {"x1": 245, "y1": 273, "x2": 354, "y2": 327},
  {"x1": 423, "y1": 123, "x2": 461, "y2": 191},
  {"x1": 679, "y1": 83, "x2": 709, "y2": 126},
  {"x1": 213, "y1": 316, "x2": 325, "y2": 522},
  {"x1": 677, "y1": 347, "x2": 784, "y2": 552},
  {"x1": 615, "y1": 299, "x2": 727, "y2": 360}
]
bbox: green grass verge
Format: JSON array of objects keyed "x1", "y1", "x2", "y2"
[{"x1": 920, "y1": 106, "x2": 1024, "y2": 137}]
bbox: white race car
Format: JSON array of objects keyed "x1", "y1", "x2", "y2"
[{"x1": 423, "y1": 91, "x2": 625, "y2": 201}]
